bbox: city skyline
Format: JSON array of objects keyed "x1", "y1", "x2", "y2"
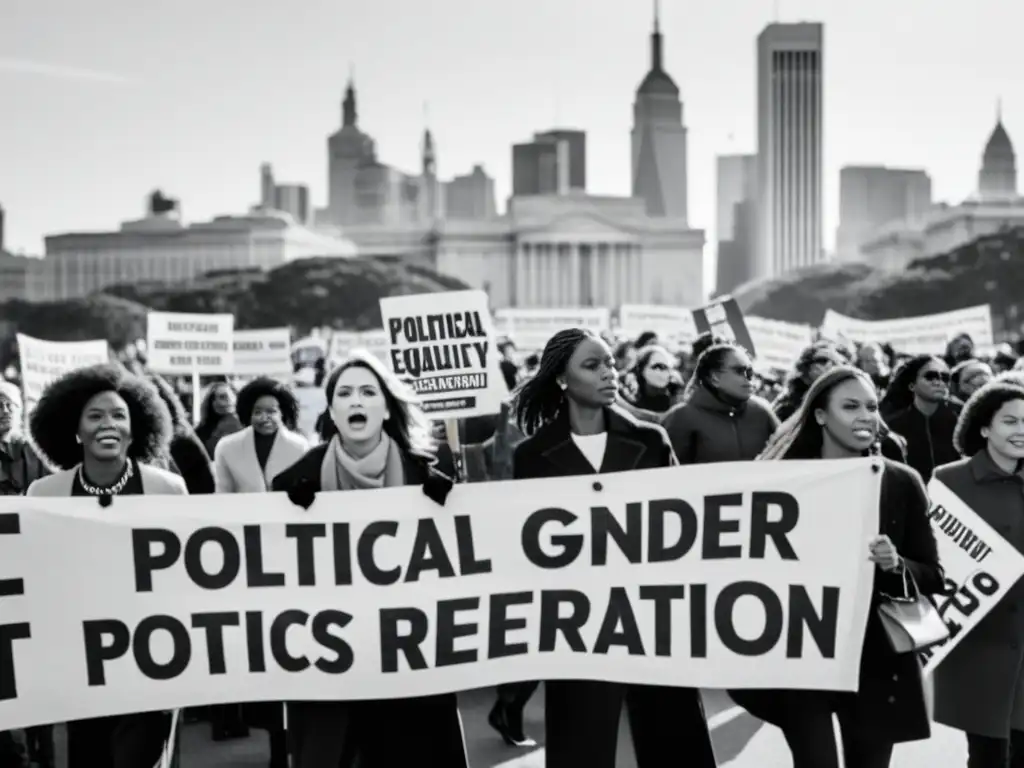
[{"x1": 1, "y1": 0, "x2": 1020, "y2": 298}]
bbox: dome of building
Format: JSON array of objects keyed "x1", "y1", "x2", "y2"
[
  {"x1": 637, "y1": 68, "x2": 679, "y2": 97},
  {"x1": 984, "y1": 120, "x2": 1015, "y2": 163}
]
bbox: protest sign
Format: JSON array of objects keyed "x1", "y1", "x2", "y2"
[
  {"x1": 327, "y1": 330, "x2": 389, "y2": 364},
  {"x1": 920, "y1": 479, "x2": 1024, "y2": 672},
  {"x1": 745, "y1": 317, "x2": 814, "y2": 372},
  {"x1": 233, "y1": 328, "x2": 292, "y2": 379},
  {"x1": 692, "y1": 297, "x2": 757, "y2": 358},
  {"x1": 493, "y1": 307, "x2": 611, "y2": 354},
  {"x1": 821, "y1": 305, "x2": 994, "y2": 356},
  {"x1": 0, "y1": 458, "x2": 879, "y2": 731},
  {"x1": 617, "y1": 305, "x2": 698, "y2": 346},
  {"x1": 14, "y1": 335, "x2": 109, "y2": 415},
  {"x1": 380, "y1": 290, "x2": 505, "y2": 419},
  {"x1": 146, "y1": 311, "x2": 235, "y2": 376}
]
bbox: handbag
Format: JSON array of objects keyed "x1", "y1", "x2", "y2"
[{"x1": 877, "y1": 565, "x2": 950, "y2": 653}]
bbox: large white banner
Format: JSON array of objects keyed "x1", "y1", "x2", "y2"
[
  {"x1": 0, "y1": 459, "x2": 879, "y2": 731},
  {"x1": 745, "y1": 317, "x2": 814, "y2": 372},
  {"x1": 921, "y1": 478, "x2": 1024, "y2": 672},
  {"x1": 821, "y1": 305, "x2": 993, "y2": 355},
  {"x1": 15, "y1": 334, "x2": 109, "y2": 415},
  {"x1": 617, "y1": 305, "x2": 698, "y2": 345}
]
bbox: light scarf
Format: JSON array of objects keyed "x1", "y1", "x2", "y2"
[{"x1": 319, "y1": 433, "x2": 405, "y2": 491}]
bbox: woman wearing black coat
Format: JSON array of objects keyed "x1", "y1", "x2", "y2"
[
  {"x1": 491, "y1": 327, "x2": 717, "y2": 768},
  {"x1": 730, "y1": 366, "x2": 945, "y2": 768},
  {"x1": 270, "y1": 351, "x2": 467, "y2": 768}
]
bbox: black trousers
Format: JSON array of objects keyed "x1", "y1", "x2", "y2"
[
  {"x1": 0, "y1": 731, "x2": 26, "y2": 768},
  {"x1": 287, "y1": 694, "x2": 468, "y2": 768},
  {"x1": 732, "y1": 689, "x2": 892, "y2": 768},
  {"x1": 65, "y1": 711, "x2": 173, "y2": 768},
  {"x1": 544, "y1": 681, "x2": 716, "y2": 768},
  {"x1": 967, "y1": 730, "x2": 1024, "y2": 768}
]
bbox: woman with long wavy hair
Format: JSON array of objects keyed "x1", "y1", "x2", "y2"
[
  {"x1": 730, "y1": 365, "x2": 944, "y2": 768},
  {"x1": 194, "y1": 379, "x2": 242, "y2": 457},
  {"x1": 26, "y1": 363, "x2": 186, "y2": 768},
  {"x1": 271, "y1": 350, "x2": 466, "y2": 768},
  {"x1": 489, "y1": 328, "x2": 716, "y2": 768}
]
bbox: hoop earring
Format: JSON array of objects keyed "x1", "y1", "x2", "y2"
[{"x1": 75, "y1": 435, "x2": 82, "y2": 444}]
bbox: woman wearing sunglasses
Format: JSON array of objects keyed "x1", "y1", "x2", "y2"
[
  {"x1": 662, "y1": 342, "x2": 779, "y2": 464},
  {"x1": 881, "y1": 355, "x2": 962, "y2": 482}
]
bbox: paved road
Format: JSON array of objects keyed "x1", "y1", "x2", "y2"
[{"x1": 177, "y1": 687, "x2": 966, "y2": 767}]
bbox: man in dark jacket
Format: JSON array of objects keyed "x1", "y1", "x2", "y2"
[{"x1": 0, "y1": 381, "x2": 51, "y2": 768}]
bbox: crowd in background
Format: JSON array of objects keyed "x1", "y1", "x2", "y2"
[{"x1": 2, "y1": 323, "x2": 1024, "y2": 767}]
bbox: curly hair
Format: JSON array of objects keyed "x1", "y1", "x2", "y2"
[
  {"x1": 29, "y1": 363, "x2": 172, "y2": 471},
  {"x1": 318, "y1": 351, "x2": 436, "y2": 459},
  {"x1": 236, "y1": 377, "x2": 300, "y2": 431},
  {"x1": 772, "y1": 341, "x2": 845, "y2": 417},
  {"x1": 690, "y1": 332, "x2": 732, "y2": 364},
  {"x1": 194, "y1": 380, "x2": 236, "y2": 444},
  {"x1": 512, "y1": 328, "x2": 600, "y2": 435},
  {"x1": 146, "y1": 373, "x2": 192, "y2": 437},
  {"x1": 879, "y1": 354, "x2": 945, "y2": 417},
  {"x1": 759, "y1": 366, "x2": 879, "y2": 461},
  {"x1": 952, "y1": 380, "x2": 1024, "y2": 457}
]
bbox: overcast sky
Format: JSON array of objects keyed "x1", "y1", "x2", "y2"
[{"x1": 2, "y1": 0, "x2": 1019, "y2": 293}]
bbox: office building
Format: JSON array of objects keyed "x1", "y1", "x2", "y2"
[
  {"x1": 756, "y1": 22, "x2": 824, "y2": 278},
  {"x1": 715, "y1": 154, "x2": 758, "y2": 293}
]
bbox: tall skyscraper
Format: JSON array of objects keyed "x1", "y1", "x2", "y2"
[
  {"x1": 274, "y1": 184, "x2": 311, "y2": 225},
  {"x1": 512, "y1": 129, "x2": 586, "y2": 196},
  {"x1": 836, "y1": 166, "x2": 932, "y2": 261},
  {"x1": 631, "y1": 0, "x2": 688, "y2": 220},
  {"x1": 260, "y1": 163, "x2": 275, "y2": 209},
  {"x1": 715, "y1": 154, "x2": 758, "y2": 294},
  {"x1": 756, "y1": 22, "x2": 824, "y2": 278}
]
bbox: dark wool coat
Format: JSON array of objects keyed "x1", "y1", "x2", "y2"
[
  {"x1": 731, "y1": 459, "x2": 945, "y2": 745},
  {"x1": 885, "y1": 400, "x2": 962, "y2": 482},
  {"x1": 932, "y1": 451, "x2": 1024, "y2": 738},
  {"x1": 661, "y1": 388, "x2": 779, "y2": 465}
]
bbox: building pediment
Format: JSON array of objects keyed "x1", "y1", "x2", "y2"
[{"x1": 517, "y1": 212, "x2": 638, "y2": 242}]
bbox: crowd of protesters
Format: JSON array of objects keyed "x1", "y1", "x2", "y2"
[{"x1": 1, "y1": 324, "x2": 1024, "y2": 767}]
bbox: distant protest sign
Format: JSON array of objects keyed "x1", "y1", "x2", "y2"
[
  {"x1": 380, "y1": 290, "x2": 505, "y2": 419},
  {"x1": 146, "y1": 311, "x2": 235, "y2": 375},
  {"x1": 821, "y1": 305, "x2": 993, "y2": 356},
  {"x1": 493, "y1": 307, "x2": 611, "y2": 354},
  {"x1": 617, "y1": 305, "x2": 698, "y2": 346},
  {"x1": 15, "y1": 334, "x2": 109, "y2": 414},
  {"x1": 233, "y1": 328, "x2": 292, "y2": 379},
  {"x1": 921, "y1": 479, "x2": 1024, "y2": 672},
  {"x1": 0, "y1": 458, "x2": 878, "y2": 730}
]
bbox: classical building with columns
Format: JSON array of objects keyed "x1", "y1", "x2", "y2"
[{"x1": 344, "y1": 192, "x2": 705, "y2": 308}]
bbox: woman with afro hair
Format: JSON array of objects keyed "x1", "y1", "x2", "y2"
[
  {"x1": 210, "y1": 376, "x2": 307, "y2": 758},
  {"x1": 25, "y1": 363, "x2": 185, "y2": 767}
]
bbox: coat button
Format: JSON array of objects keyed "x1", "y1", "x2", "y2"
[
  {"x1": 887, "y1": 696, "x2": 896, "y2": 704},
  {"x1": 592, "y1": 481, "x2": 603, "y2": 492},
  {"x1": 892, "y1": 674, "x2": 899, "y2": 682}
]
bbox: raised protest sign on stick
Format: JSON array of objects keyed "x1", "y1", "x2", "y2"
[
  {"x1": 0, "y1": 458, "x2": 879, "y2": 731},
  {"x1": 145, "y1": 311, "x2": 235, "y2": 377},
  {"x1": 233, "y1": 328, "x2": 292, "y2": 379},
  {"x1": 14, "y1": 334, "x2": 109, "y2": 415},
  {"x1": 921, "y1": 479, "x2": 1024, "y2": 672},
  {"x1": 380, "y1": 290, "x2": 506, "y2": 419}
]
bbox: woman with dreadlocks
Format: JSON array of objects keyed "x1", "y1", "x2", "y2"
[
  {"x1": 488, "y1": 328, "x2": 716, "y2": 768},
  {"x1": 730, "y1": 365, "x2": 944, "y2": 768}
]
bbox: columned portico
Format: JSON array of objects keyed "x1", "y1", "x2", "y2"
[{"x1": 513, "y1": 237, "x2": 644, "y2": 308}]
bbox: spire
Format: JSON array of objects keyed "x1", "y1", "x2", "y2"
[
  {"x1": 342, "y1": 65, "x2": 357, "y2": 127},
  {"x1": 997, "y1": 96, "x2": 1003, "y2": 123},
  {"x1": 421, "y1": 101, "x2": 435, "y2": 176},
  {"x1": 650, "y1": 0, "x2": 663, "y2": 71}
]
